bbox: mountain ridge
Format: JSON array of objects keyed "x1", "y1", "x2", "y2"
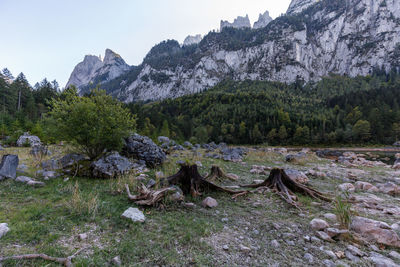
[{"x1": 66, "y1": 0, "x2": 400, "y2": 102}]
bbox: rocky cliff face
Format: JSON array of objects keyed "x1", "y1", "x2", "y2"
[
  {"x1": 287, "y1": 0, "x2": 318, "y2": 14},
  {"x1": 253, "y1": 11, "x2": 273, "y2": 29},
  {"x1": 220, "y1": 15, "x2": 251, "y2": 31},
  {"x1": 66, "y1": 49, "x2": 130, "y2": 91},
  {"x1": 183, "y1": 34, "x2": 202, "y2": 46},
  {"x1": 68, "y1": 0, "x2": 400, "y2": 102}
]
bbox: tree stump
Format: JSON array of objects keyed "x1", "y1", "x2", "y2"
[{"x1": 241, "y1": 168, "x2": 330, "y2": 207}]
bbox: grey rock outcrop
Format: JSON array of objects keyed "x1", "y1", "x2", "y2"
[
  {"x1": 0, "y1": 154, "x2": 18, "y2": 180},
  {"x1": 66, "y1": 49, "x2": 130, "y2": 93},
  {"x1": 91, "y1": 152, "x2": 133, "y2": 179},
  {"x1": 287, "y1": 0, "x2": 318, "y2": 14},
  {"x1": 17, "y1": 133, "x2": 41, "y2": 147},
  {"x1": 220, "y1": 15, "x2": 251, "y2": 31},
  {"x1": 253, "y1": 11, "x2": 273, "y2": 29},
  {"x1": 183, "y1": 34, "x2": 202, "y2": 46},
  {"x1": 123, "y1": 134, "x2": 166, "y2": 167}
]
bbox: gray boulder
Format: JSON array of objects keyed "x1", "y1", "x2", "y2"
[
  {"x1": 121, "y1": 207, "x2": 145, "y2": 222},
  {"x1": 123, "y1": 134, "x2": 166, "y2": 167},
  {"x1": 91, "y1": 152, "x2": 133, "y2": 179},
  {"x1": 157, "y1": 136, "x2": 170, "y2": 144},
  {"x1": 0, "y1": 154, "x2": 18, "y2": 180},
  {"x1": 59, "y1": 153, "x2": 86, "y2": 169},
  {"x1": 41, "y1": 159, "x2": 60, "y2": 171},
  {"x1": 220, "y1": 147, "x2": 246, "y2": 162},
  {"x1": 285, "y1": 152, "x2": 306, "y2": 162},
  {"x1": 183, "y1": 141, "x2": 193, "y2": 148},
  {"x1": 16, "y1": 133, "x2": 41, "y2": 147}
]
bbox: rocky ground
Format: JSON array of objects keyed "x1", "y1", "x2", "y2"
[{"x1": 1, "y1": 144, "x2": 400, "y2": 266}]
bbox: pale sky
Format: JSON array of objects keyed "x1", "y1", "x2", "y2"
[{"x1": 0, "y1": 0, "x2": 292, "y2": 87}]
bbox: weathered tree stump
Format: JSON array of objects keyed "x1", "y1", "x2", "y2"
[{"x1": 241, "y1": 168, "x2": 330, "y2": 207}]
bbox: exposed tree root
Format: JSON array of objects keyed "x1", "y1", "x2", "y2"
[
  {"x1": 125, "y1": 183, "x2": 182, "y2": 206},
  {"x1": 164, "y1": 164, "x2": 244, "y2": 197},
  {"x1": 0, "y1": 247, "x2": 86, "y2": 267},
  {"x1": 127, "y1": 164, "x2": 245, "y2": 206},
  {"x1": 241, "y1": 168, "x2": 331, "y2": 207},
  {"x1": 205, "y1": 165, "x2": 238, "y2": 182}
]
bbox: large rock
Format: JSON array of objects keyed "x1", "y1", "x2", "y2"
[
  {"x1": 121, "y1": 207, "x2": 145, "y2": 222},
  {"x1": 368, "y1": 252, "x2": 399, "y2": 267},
  {"x1": 0, "y1": 223, "x2": 10, "y2": 239},
  {"x1": 41, "y1": 159, "x2": 60, "y2": 171},
  {"x1": 253, "y1": 10, "x2": 273, "y2": 29},
  {"x1": 0, "y1": 154, "x2": 18, "y2": 180},
  {"x1": 123, "y1": 134, "x2": 166, "y2": 167},
  {"x1": 220, "y1": 147, "x2": 246, "y2": 162},
  {"x1": 351, "y1": 216, "x2": 400, "y2": 247},
  {"x1": 16, "y1": 133, "x2": 41, "y2": 147},
  {"x1": 285, "y1": 152, "x2": 306, "y2": 162},
  {"x1": 220, "y1": 15, "x2": 251, "y2": 31},
  {"x1": 201, "y1": 197, "x2": 218, "y2": 208},
  {"x1": 91, "y1": 152, "x2": 133, "y2": 179}
]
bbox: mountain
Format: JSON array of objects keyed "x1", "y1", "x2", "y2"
[
  {"x1": 253, "y1": 11, "x2": 273, "y2": 29},
  {"x1": 67, "y1": 0, "x2": 400, "y2": 102},
  {"x1": 220, "y1": 15, "x2": 251, "y2": 31},
  {"x1": 66, "y1": 49, "x2": 130, "y2": 92}
]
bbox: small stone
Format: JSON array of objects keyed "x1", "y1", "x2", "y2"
[
  {"x1": 324, "y1": 250, "x2": 337, "y2": 259},
  {"x1": 183, "y1": 202, "x2": 196, "y2": 208},
  {"x1": 345, "y1": 251, "x2": 360, "y2": 262},
  {"x1": 322, "y1": 259, "x2": 335, "y2": 267},
  {"x1": 222, "y1": 245, "x2": 229, "y2": 251},
  {"x1": 0, "y1": 223, "x2": 10, "y2": 238},
  {"x1": 346, "y1": 245, "x2": 366, "y2": 257},
  {"x1": 201, "y1": 197, "x2": 218, "y2": 208},
  {"x1": 221, "y1": 218, "x2": 229, "y2": 222},
  {"x1": 63, "y1": 177, "x2": 69, "y2": 182},
  {"x1": 323, "y1": 213, "x2": 337, "y2": 222},
  {"x1": 338, "y1": 183, "x2": 355, "y2": 192},
  {"x1": 369, "y1": 252, "x2": 398, "y2": 267},
  {"x1": 286, "y1": 240, "x2": 295, "y2": 246},
  {"x1": 78, "y1": 233, "x2": 87, "y2": 240},
  {"x1": 303, "y1": 253, "x2": 314, "y2": 263},
  {"x1": 325, "y1": 228, "x2": 349, "y2": 238},
  {"x1": 112, "y1": 255, "x2": 121, "y2": 266},
  {"x1": 310, "y1": 218, "x2": 329, "y2": 231},
  {"x1": 239, "y1": 244, "x2": 251, "y2": 253},
  {"x1": 271, "y1": 240, "x2": 280, "y2": 248},
  {"x1": 303, "y1": 235, "x2": 311, "y2": 242},
  {"x1": 389, "y1": 251, "x2": 400, "y2": 260},
  {"x1": 311, "y1": 236, "x2": 322, "y2": 243},
  {"x1": 121, "y1": 207, "x2": 145, "y2": 222},
  {"x1": 316, "y1": 231, "x2": 335, "y2": 242}
]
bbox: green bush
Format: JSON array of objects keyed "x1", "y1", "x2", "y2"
[{"x1": 48, "y1": 87, "x2": 136, "y2": 159}]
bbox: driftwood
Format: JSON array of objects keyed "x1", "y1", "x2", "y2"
[
  {"x1": 0, "y1": 247, "x2": 86, "y2": 267},
  {"x1": 205, "y1": 165, "x2": 238, "y2": 182},
  {"x1": 125, "y1": 183, "x2": 182, "y2": 206},
  {"x1": 241, "y1": 168, "x2": 330, "y2": 207}
]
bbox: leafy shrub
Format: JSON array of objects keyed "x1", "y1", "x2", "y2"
[{"x1": 48, "y1": 87, "x2": 136, "y2": 159}]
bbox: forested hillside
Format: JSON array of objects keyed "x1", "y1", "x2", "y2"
[
  {"x1": 0, "y1": 68, "x2": 59, "y2": 143},
  {"x1": 130, "y1": 71, "x2": 400, "y2": 145}
]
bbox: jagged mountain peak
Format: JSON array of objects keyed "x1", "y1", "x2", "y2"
[
  {"x1": 66, "y1": 49, "x2": 130, "y2": 90},
  {"x1": 253, "y1": 10, "x2": 273, "y2": 29},
  {"x1": 220, "y1": 14, "x2": 251, "y2": 31}
]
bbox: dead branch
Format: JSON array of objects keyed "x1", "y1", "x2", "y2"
[
  {"x1": 125, "y1": 183, "x2": 181, "y2": 206},
  {"x1": 0, "y1": 247, "x2": 86, "y2": 267}
]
